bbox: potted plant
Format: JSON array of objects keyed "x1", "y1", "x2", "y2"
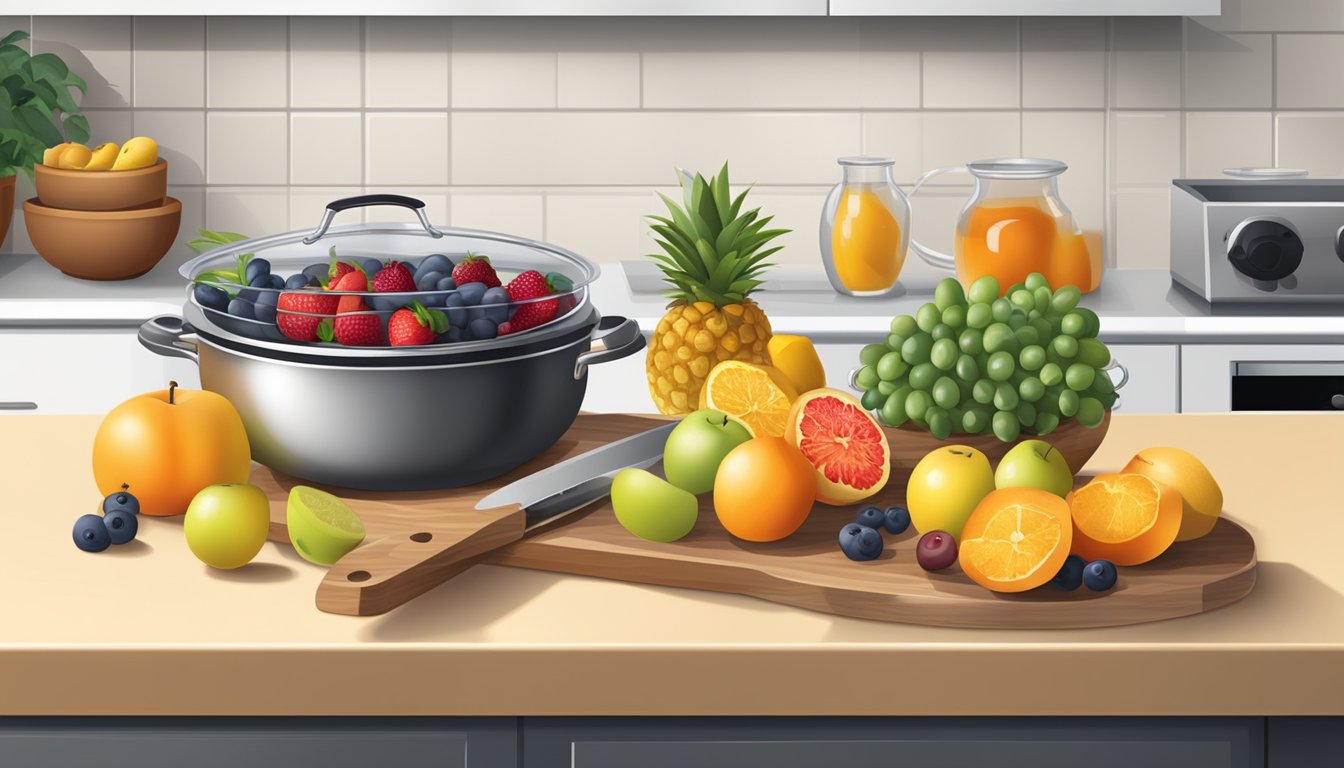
[{"x1": 0, "y1": 30, "x2": 88, "y2": 247}]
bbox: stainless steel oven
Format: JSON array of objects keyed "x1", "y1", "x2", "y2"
[{"x1": 1231, "y1": 362, "x2": 1344, "y2": 410}]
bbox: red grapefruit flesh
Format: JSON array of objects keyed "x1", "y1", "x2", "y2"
[{"x1": 785, "y1": 388, "x2": 891, "y2": 506}]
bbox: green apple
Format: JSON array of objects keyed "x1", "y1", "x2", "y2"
[
  {"x1": 183, "y1": 483, "x2": 270, "y2": 569},
  {"x1": 906, "y1": 445, "x2": 995, "y2": 540},
  {"x1": 995, "y1": 439, "x2": 1073, "y2": 498},
  {"x1": 612, "y1": 468, "x2": 698, "y2": 542},
  {"x1": 662, "y1": 409, "x2": 753, "y2": 495}
]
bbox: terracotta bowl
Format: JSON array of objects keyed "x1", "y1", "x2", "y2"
[
  {"x1": 24, "y1": 196, "x2": 182, "y2": 281},
  {"x1": 34, "y1": 160, "x2": 168, "y2": 211},
  {"x1": 884, "y1": 409, "x2": 1111, "y2": 481}
]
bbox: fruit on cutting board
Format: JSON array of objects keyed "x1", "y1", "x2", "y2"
[
  {"x1": 785, "y1": 388, "x2": 890, "y2": 506},
  {"x1": 91, "y1": 381, "x2": 251, "y2": 517},
  {"x1": 916, "y1": 530, "x2": 958, "y2": 572},
  {"x1": 612, "y1": 469, "x2": 699, "y2": 543},
  {"x1": 994, "y1": 439, "x2": 1073, "y2": 498},
  {"x1": 713, "y1": 436, "x2": 816, "y2": 542},
  {"x1": 645, "y1": 163, "x2": 787, "y2": 414},
  {"x1": 1068, "y1": 473, "x2": 1181, "y2": 566},
  {"x1": 662, "y1": 409, "x2": 753, "y2": 495},
  {"x1": 1050, "y1": 553, "x2": 1087, "y2": 591},
  {"x1": 699, "y1": 360, "x2": 797, "y2": 438},
  {"x1": 287, "y1": 486, "x2": 367, "y2": 565},
  {"x1": 767, "y1": 334, "x2": 826, "y2": 393},
  {"x1": 839, "y1": 523, "x2": 883, "y2": 561},
  {"x1": 1122, "y1": 447, "x2": 1223, "y2": 542},
  {"x1": 183, "y1": 483, "x2": 271, "y2": 569},
  {"x1": 959, "y1": 487, "x2": 1073, "y2": 593},
  {"x1": 905, "y1": 445, "x2": 996, "y2": 539},
  {"x1": 1082, "y1": 559, "x2": 1118, "y2": 592}
]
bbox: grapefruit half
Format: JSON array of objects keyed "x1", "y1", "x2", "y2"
[{"x1": 785, "y1": 388, "x2": 891, "y2": 506}]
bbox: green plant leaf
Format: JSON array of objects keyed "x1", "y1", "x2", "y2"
[
  {"x1": 0, "y1": 30, "x2": 29, "y2": 47},
  {"x1": 64, "y1": 70, "x2": 85, "y2": 93},
  {"x1": 62, "y1": 113, "x2": 89, "y2": 143},
  {"x1": 28, "y1": 52, "x2": 68, "y2": 82},
  {"x1": 13, "y1": 104, "x2": 59, "y2": 147}
]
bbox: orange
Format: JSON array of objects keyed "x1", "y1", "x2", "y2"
[
  {"x1": 1122, "y1": 447, "x2": 1223, "y2": 542},
  {"x1": 767, "y1": 334, "x2": 826, "y2": 394},
  {"x1": 1067, "y1": 473, "x2": 1182, "y2": 565},
  {"x1": 785, "y1": 388, "x2": 890, "y2": 506},
  {"x1": 959, "y1": 487, "x2": 1073, "y2": 593},
  {"x1": 713, "y1": 437, "x2": 817, "y2": 542},
  {"x1": 700, "y1": 360, "x2": 798, "y2": 438}
]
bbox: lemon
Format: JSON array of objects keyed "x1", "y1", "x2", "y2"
[
  {"x1": 286, "y1": 486, "x2": 366, "y2": 566},
  {"x1": 767, "y1": 334, "x2": 826, "y2": 394}
]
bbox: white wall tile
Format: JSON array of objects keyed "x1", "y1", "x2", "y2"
[
  {"x1": 918, "y1": 18, "x2": 1019, "y2": 109},
  {"x1": 1111, "y1": 112, "x2": 1181, "y2": 187},
  {"x1": 453, "y1": 112, "x2": 859, "y2": 186},
  {"x1": 290, "y1": 17, "x2": 361, "y2": 109},
  {"x1": 453, "y1": 53, "x2": 556, "y2": 108},
  {"x1": 365, "y1": 17, "x2": 450, "y2": 109},
  {"x1": 450, "y1": 192, "x2": 545, "y2": 241},
  {"x1": 557, "y1": 53, "x2": 641, "y2": 108},
  {"x1": 1021, "y1": 18, "x2": 1106, "y2": 109},
  {"x1": 81, "y1": 109, "x2": 133, "y2": 148},
  {"x1": 205, "y1": 187, "x2": 290, "y2": 236},
  {"x1": 206, "y1": 112, "x2": 287, "y2": 186},
  {"x1": 858, "y1": 113, "x2": 925, "y2": 185},
  {"x1": 166, "y1": 185, "x2": 206, "y2": 265},
  {"x1": 921, "y1": 112, "x2": 1022, "y2": 178},
  {"x1": 902, "y1": 187, "x2": 973, "y2": 283},
  {"x1": 1277, "y1": 113, "x2": 1344, "y2": 175},
  {"x1": 289, "y1": 187, "x2": 366, "y2": 229},
  {"x1": 1114, "y1": 190, "x2": 1171, "y2": 270},
  {"x1": 1184, "y1": 26, "x2": 1272, "y2": 108},
  {"x1": 290, "y1": 113, "x2": 362, "y2": 186},
  {"x1": 1277, "y1": 34, "x2": 1344, "y2": 108},
  {"x1": 545, "y1": 190, "x2": 668, "y2": 264},
  {"x1": 133, "y1": 110, "x2": 206, "y2": 186},
  {"x1": 1022, "y1": 111, "x2": 1105, "y2": 240},
  {"x1": 132, "y1": 17, "x2": 204, "y2": 108},
  {"x1": 734, "y1": 188, "x2": 831, "y2": 266},
  {"x1": 1111, "y1": 18, "x2": 1182, "y2": 109},
  {"x1": 1207, "y1": 0, "x2": 1344, "y2": 34},
  {"x1": 365, "y1": 113, "x2": 449, "y2": 186},
  {"x1": 206, "y1": 17, "x2": 287, "y2": 109},
  {"x1": 31, "y1": 16, "x2": 132, "y2": 109},
  {"x1": 360, "y1": 187, "x2": 449, "y2": 229},
  {"x1": 1184, "y1": 112, "x2": 1272, "y2": 177}
]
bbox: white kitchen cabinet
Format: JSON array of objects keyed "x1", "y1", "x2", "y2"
[
  {"x1": 0, "y1": 328, "x2": 199, "y2": 415},
  {"x1": 1181, "y1": 344, "x2": 1344, "y2": 413},
  {"x1": 1107, "y1": 344, "x2": 1179, "y2": 414},
  {"x1": 831, "y1": 0, "x2": 1218, "y2": 15}
]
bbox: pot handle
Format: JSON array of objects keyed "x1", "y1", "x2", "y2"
[
  {"x1": 575, "y1": 316, "x2": 646, "y2": 379},
  {"x1": 138, "y1": 315, "x2": 199, "y2": 364},
  {"x1": 302, "y1": 194, "x2": 445, "y2": 245}
]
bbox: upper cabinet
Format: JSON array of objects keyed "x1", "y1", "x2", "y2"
[{"x1": 20, "y1": 0, "x2": 1220, "y2": 16}]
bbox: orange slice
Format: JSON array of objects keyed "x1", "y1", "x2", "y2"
[
  {"x1": 700, "y1": 360, "x2": 798, "y2": 438},
  {"x1": 1068, "y1": 472, "x2": 1182, "y2": 565},
  {"x1": 959, "y1": 487, "x2": 1073, "y2": 593}
]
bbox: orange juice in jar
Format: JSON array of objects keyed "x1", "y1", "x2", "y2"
[{"x1": 820, "y1": 157, "x2": 910, "y2": 297}]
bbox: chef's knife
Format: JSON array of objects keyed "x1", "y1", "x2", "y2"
[{"x1": 316, "y1": 421, "x2": 675, "y2": 616}]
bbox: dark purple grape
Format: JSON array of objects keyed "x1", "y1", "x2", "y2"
[{"x1": 916, "y1": 530, "x2": 958, "y2": 571}]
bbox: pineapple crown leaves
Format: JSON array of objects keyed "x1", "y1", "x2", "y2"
[{"x1": 645, "y1": 162, "x2": 789, "y2": 309}]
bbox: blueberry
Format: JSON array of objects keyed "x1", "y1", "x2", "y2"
[
  {"x1": 420, "y1": 292, "x2": 447, "y2": 308},
  {"x1": 415, "y1": 254, "x2": 454, "y2": 280},
  {"x1": 361, "y1": 258, "x2": 383, "y2": 278},
  {"x1": 244, "y1": 258, "x2": 271, "y2": 284},
  {"x1": 1082, "y1": 560, "x2": 1118, "y2": 592},
  {"x1": 227, "y1": 298, "x2": 255, "y2": 319},
  {"x1": 457, "y1": 281, "x2": 487, "y2": 305},
  {"x1": 444, "y1": 293, "x2": 468, "y2": 326},
  {"x1": 1051, "y1": 554, "x2": 1087, "y2": 591},
  {"x1": 367, "y1": 295, "x2": 403, "y2": 312},
  {"x1": 237, "y1": 287, "x2": 260, "y2": 302},
  {"x1": 254, "y1": 302, "x2": 278, "y2": 325},
  {"x1": 882, "y1": 506, "x2": 911, "y2": 535},
  {"x1": 73, "y1": 514, "x2": 111, "y2": 553},
  {"x1": 285, "y1": 273, "x2": 314, "y2": 289},
  {"x1": 437, "y1": 326, "x2": 463, "y2": 344},
  {"x1": 435, "y1": 276, "x2": 457, "y2": 292},
  {"x1": 193, "y1": 284, "x2": 229, "y2": 312},
  {"x1": 248, "y1": 272, "x2": 272, "y2": 288},
  {"x1": 838, "y1": 523, "x2": 883, "y2": 562},
  {"x1": 481, "y1": 286, "x2": 511, "y2": 323},
  {"x1": 415, "y1": 270, "x2": 445, "y2": 292},
  {"x1": 468, "y1": 317, "x2": 498, "y2": 340},
  {"x1": 102, "y1": 488, "x2": 140, "y2": 515},
  {"x1": 855, "y1": 506, "x2": 884, "y2": 530},
  {"x1": 103, "y1": 509, "x2": 138, "y2": 545},
  {"x1": 467, "y1": 306, "x2": 486, "y2": 323},
  {"x1": 302, "y1": 263, "x2": 329, "y2": 282}
]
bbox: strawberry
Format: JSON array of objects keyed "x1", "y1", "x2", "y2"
[
  {"x1": 318, "y1": 269, "x2": 385, "y2": 346},
  {"x1": 372, "y1": 260, "x2": 415, "y2": 293},
  {"x1": 276, "y1": 291, "x2": 339, "y2": 342},
  {"x1": 451, "y1": 252, "x2": 501, "y2": 288},
  {"x1": 501, "y1": 270, "x2": 572, "y2": 335},
  {"x1": 388, "y1": 301, "x2": 449, "y2": 346}
]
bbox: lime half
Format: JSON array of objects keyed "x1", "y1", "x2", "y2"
[{"x1": 287, "y1": 486, "x2": 366, "y2": 566}]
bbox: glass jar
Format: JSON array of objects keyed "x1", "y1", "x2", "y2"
[
  {"x1": 820, "y1": 157, "x2": 911, "y2": 297},
  {"x1": 910, "y1": 158, "x2": 1101, "y2": 294}
]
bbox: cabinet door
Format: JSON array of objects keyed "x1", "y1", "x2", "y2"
[
  {"x1": 0, "y1": 717, "x2": 517, "y2": 768},
  {"x1": 524, "y1": 717, "x2": 1263, "y2": 768},
  {"x1": 1182, "y1": 344, "x2": 1344, "y2": 412},
  {"x1": 1268, "y1": 717, "x2": 1344, "y2": 767},
  {"x1": 1107, "y1": 344, "x2": 1179, "y2": 413}
]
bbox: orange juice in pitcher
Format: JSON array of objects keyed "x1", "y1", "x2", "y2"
[{"x1": 820, "y1": 157, "x2": 910, "y2": 297}]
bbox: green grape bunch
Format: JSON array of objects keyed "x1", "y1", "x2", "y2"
[{"x1": 854, "y1": 273, "x2": 1118, "y2": 442}]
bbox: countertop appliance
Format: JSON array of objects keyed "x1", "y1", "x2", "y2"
[{"x1": 1170, "y1": 177, "x2": 1344, "y2": 304}]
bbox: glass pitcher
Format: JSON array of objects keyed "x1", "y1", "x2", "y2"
[
  {"x1": 910, "y1": 158, "x2": 1101, "y2": 294},
  {"x1": 820, "y1": 157, "x2": 911, "y2": 297}
]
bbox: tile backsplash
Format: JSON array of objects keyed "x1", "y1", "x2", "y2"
[{"x1": 4, "y1": 8, "x2": 1342, "y2": 279}]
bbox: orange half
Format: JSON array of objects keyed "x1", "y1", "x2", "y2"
[
  {"x1": 701, "y1": 361, "x2": 798, "y2": 438},
  {"x1": 959, "y1": 487, "x2": 1073, "y2": 593},
  {"x1": 1068, "y1": 472, "x2": 1182, "y2": 565}
]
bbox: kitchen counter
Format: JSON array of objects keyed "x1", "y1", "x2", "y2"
[{"x1": 3, "y1": 412, "x2": 1342, "y2": 717}]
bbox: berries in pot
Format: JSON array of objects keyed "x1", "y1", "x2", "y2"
[
  {"x1": 457, "y1": 281, "x2": 488, "y2": 306},
  {"x1": 839, "y1": 523, "x2": 883, "y2": 562},
  {"x1": 388, "y1": 301, "x2": 449, "y2": 347},
  {"x1": 243, "y1": 257, "x2": 270, "y2": 284},
  {"x1": 468, "y1": 317, "x2": 499, "y2": 341},
  {"x1": 193, "y1": 284, "x2": 228, "y2": 312},
  {"x1": 451, "y1": 253, "x2": 500, "y2": 288},
  {"x1": 481, "y1": 287, "x2": 511, "y2": 323},
  {"x1": 916, "y1": 530, "x2": 958, "y2": 571}
]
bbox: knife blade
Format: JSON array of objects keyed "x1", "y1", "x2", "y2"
[{"x1": 476, "y1": 421, "x2": 676, "y2": 531}]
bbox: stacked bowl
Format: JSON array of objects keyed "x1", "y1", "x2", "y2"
[{"x1": 25, "y1": 159, "x2": 181, "y2": 280}]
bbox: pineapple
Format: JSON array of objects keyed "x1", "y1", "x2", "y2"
[{"x1": 645, "y1": 163, "x2": 789, "y2": 414}]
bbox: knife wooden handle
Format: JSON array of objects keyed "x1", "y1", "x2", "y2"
[{"x1": 315, "y1": 505, "x2": 526, "y2": 616}]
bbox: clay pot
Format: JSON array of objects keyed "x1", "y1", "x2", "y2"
[
  {"x1": 0, "y1": 175, "x2": 14, "y2": 248},
  {"x1": 34, "y1": 160, "x2": 168, "y2": 211},
  {"x1": 24, "y1": 196, "x2": 182, "y2": 280}
]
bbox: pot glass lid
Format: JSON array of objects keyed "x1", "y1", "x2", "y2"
[{"x1": 967, "y1": 157, "x2": 1068, "y2": 180}]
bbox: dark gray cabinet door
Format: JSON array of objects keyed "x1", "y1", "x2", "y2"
[
  {"x1": 0, "y1": 717, "x2": 518, "y2": 768},
  {"x1": 524, "y1": 717, "x2": 1264, "y2": 768},
  {"x1": 1268, "y1": 717, "x2": 1344, "y2": 767}
]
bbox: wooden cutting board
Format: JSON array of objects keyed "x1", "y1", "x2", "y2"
[{"x1": 261, "y1": 413, "x2": 1257, "y2": 629}]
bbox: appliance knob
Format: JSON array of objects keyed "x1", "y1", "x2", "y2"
[
  {"x1": 1336, "y1": 225, "x2": 1344, "y2": 263},
  {"x1": 1226, "y1": 217, "x2": 1303, "y2": 282}
]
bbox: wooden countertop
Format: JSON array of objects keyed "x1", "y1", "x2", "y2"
[{"x1": 3, "y1": 413, "x2": 1342, "y2": 717}]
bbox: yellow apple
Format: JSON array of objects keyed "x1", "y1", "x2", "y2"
[
  {"x1": 83, "y1": 142, "x2": 119, "y2": 171},
  {"x1": 906, "y1": 445, "x2": 996, "y2": 540},
  {"x1": 42, "y1": 142, "x2": 74, "y2": 167},
  {"x1": 184, "y1": 483, "x2": 271, "y2": 569},
  {"x1": 111, "y1": 136, "x2": 158, "y2": 171},
  {"x1": 56, "y1": 143, "x2": 92, "y2": 169}
]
